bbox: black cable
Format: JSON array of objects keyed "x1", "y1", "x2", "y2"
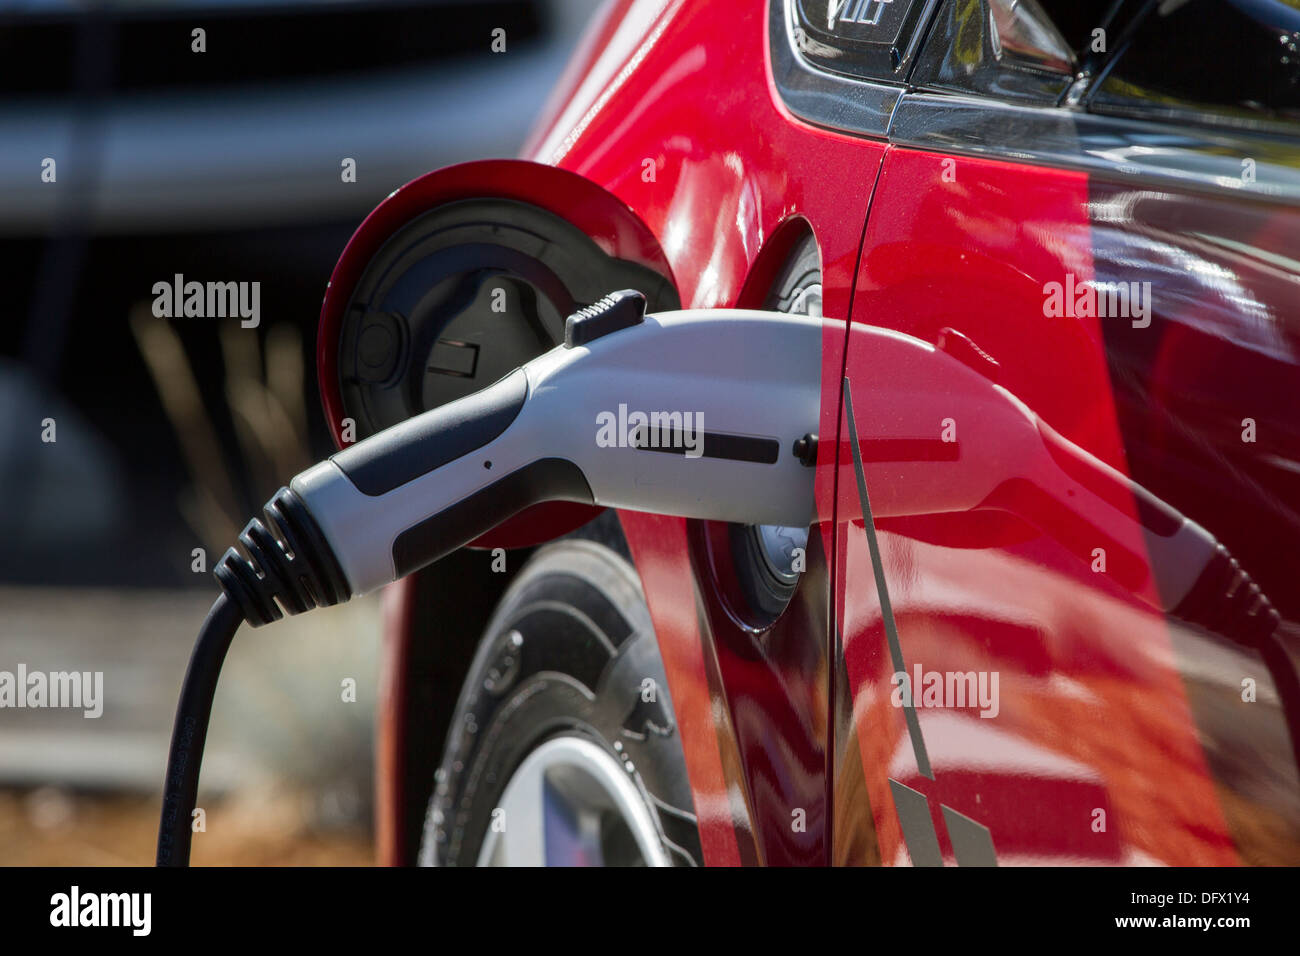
[
  {"x1": 156, "y1": 593, "x2": 244, "y2": 867},
  {"x1": 156, "y1": 487, "x2": 349, "y2": 866}
]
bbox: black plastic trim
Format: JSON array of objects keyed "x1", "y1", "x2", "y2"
[
  {"x1": 564, "y1": 289, "x2": 647, "y2": 347},
  {"x1": 392, "y1": 458, "x2": 595, "y2": 578},
  {"x1": 792, "y1": 0, "x2": 939, "y2": 84},
  {"x1": 215, "y1": 486, "x2": 351, "y2": 627},
  {"x1": 333, "y1": 368, "x2": 528, "y2": 496},
  {"x1": 768, "y1": 0, "x2": 902, "y2": 138},
  {"x1": 337, "y1": 197, "x2": 679, "y2": 440},
  {"x1": 632, "y1": 429, "x2": 781, "y2": 464}
]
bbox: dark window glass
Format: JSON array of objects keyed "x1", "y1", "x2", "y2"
[
  {"x1": 912, "y1": 0, "x2": 1119, "y2": 105},
  {"x1": 1092, "y1": 0, "x2": 1300, "y2": 131},
  {"x1": 1036, "y1": 0, "x2": 1138, "y2": 61}
]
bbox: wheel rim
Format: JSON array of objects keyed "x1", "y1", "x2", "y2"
[{"x1": 476, "y1": 735, "x2": 671, "y2": 867}]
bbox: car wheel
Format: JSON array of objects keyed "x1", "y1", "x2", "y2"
[{"x1": 419, "y1": 516, "x2": 703, "y2": 866}]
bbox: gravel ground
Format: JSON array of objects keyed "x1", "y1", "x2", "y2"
[
  {"x1": 0, "y1": 586, "x2": 384, "y2": 865},
  {"x1": 0, "y1": 787, "x2": 371, "y2": 866}
]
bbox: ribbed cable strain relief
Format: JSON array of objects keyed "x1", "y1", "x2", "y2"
[
  {"x1": 1171, "y1": 544, "x2": 1281, "y2": 647},
  {"x1": 214, "y1": 487, "x2": 352, "y2": 627}
]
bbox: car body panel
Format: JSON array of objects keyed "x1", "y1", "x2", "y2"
[
  {"x1": 838, "y1": 146, "x2": 1246, "y2": 865},
  {"x1": 526, "y1": 0, "x2": 887, "y2": 866},
  {"x1": 345, "y1": 0, "x2": 1300, "y2": 864}
]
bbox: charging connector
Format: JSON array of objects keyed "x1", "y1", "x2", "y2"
[
  {"x1": 157, "y1": 293, "x2": 1286, "y2": 865},
  {"x1": 157, "y1": 292, "x2": 825, "y2": 865}
]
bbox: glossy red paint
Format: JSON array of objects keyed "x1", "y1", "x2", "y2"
[
  {"x1": 335, "y1": 0, "x2": 886, "y2": 867},
  {"x1": 375, "y1": 575, "x2": 418, "y2": 867},
  {"x1": 1083, "y1": 181, "x2": 1300, "y2": 864},
  {"x1": 832, "y1": 144, "x2": 1297, "y2": 865},
  {"x1": 526, "y1": 0, "x2": 886, "y2": 866},
  {"x1": 526, "y1": 0, "x2": 1297, "y2": 866},
  {"x1": 337, "y1": 0, "x2": 1300, "y2": 865}
]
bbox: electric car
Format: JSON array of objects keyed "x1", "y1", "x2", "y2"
[{"x1": 316, "y1": 0, "x2": 1300, "y2": 865}]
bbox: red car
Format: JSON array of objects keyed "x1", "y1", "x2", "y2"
[{"x1": 303, "y1": 0, "x2": 1300, "y2": 867}]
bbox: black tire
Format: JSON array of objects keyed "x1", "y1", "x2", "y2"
[{"x1": 419, "y1": 515, "x2": 703, "y2": 866}]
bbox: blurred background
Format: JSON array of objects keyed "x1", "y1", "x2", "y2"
[{"x1": 0, "y1": 0, "x2": 591, "y2": 864}]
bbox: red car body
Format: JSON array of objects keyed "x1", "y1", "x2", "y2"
[{"x1": 319, "y1": 0, "x2": 1300, "y2": 865}]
